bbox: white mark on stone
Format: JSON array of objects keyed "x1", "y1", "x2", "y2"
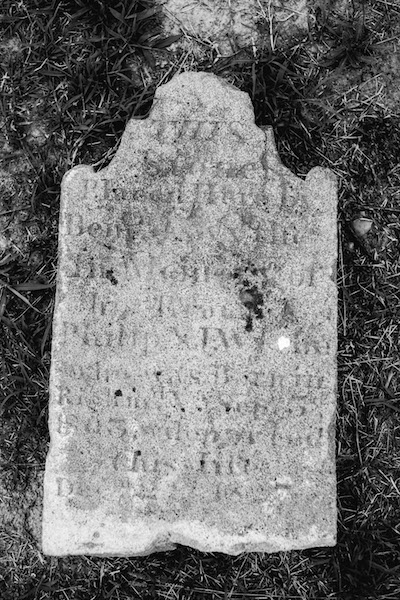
[{"x1": 277, "y1": 336, "x2": 290, "y2": 350}]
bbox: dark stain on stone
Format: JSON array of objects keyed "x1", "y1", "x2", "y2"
[
  {"x1": 240, "y1": 283, "x2": 264, "y2": 318},
  {"x1": 105, "y1": 269, "x2": 118, "y2": 285},
  {"x1": 82, "y1": 541, "x2": 104, "y2": 549},
  {"x1": 233, "y1": 266, "x2": 264, "y2": 332},
  {"x1": 282, "y1": 299, "x2": 296, "y2": 324},
  {"x1": 276, "y1": 482, "x2": 291, "y2": 490}
]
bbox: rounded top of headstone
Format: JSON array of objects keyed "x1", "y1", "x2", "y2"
[{"x1": 149, "y1": 71, "x2": 256, "y2": 123}]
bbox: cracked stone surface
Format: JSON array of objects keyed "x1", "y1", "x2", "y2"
[{"x1": 42, "y1": 71, "x2": 337, "y2": 556}]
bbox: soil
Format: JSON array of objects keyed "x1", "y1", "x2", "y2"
[{"x1": 156, "y1": 0, "x2": 310, "y2": 56}]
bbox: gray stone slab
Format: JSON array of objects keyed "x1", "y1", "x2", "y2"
[{"x1": 42, "y1": 71, "x2": 337, "y2": 556}]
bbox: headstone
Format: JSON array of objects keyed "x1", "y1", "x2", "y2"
[{"x1": 42, "y1": 71, "x2": 337, "y2": 556}]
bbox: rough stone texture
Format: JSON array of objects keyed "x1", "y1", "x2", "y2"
[
  {"x1": 156, "y1": 0, "x2": 309, "y2": 56},
  {"x1": 42, "y1": 71, "x2": 337, "y2": 556}
]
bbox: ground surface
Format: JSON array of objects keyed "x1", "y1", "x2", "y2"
[{"x1": 0, "y1": 0, "x2": 400, "y2": 599}]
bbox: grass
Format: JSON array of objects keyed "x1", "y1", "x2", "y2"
[{"x1": 1, "y1": 0, "x2": 400, "y2": 598}]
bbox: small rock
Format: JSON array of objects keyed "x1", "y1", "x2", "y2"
[
  {"x1": 352, "y1": 217, "x2": 372, "y2": 236},
  {"x1": 26, "y1": 124, "x2": 48, "y2": 147}
]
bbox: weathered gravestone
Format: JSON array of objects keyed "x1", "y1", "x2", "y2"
[{"x1": 42, "y1": 71, "x2": 337, "y2": 556}]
